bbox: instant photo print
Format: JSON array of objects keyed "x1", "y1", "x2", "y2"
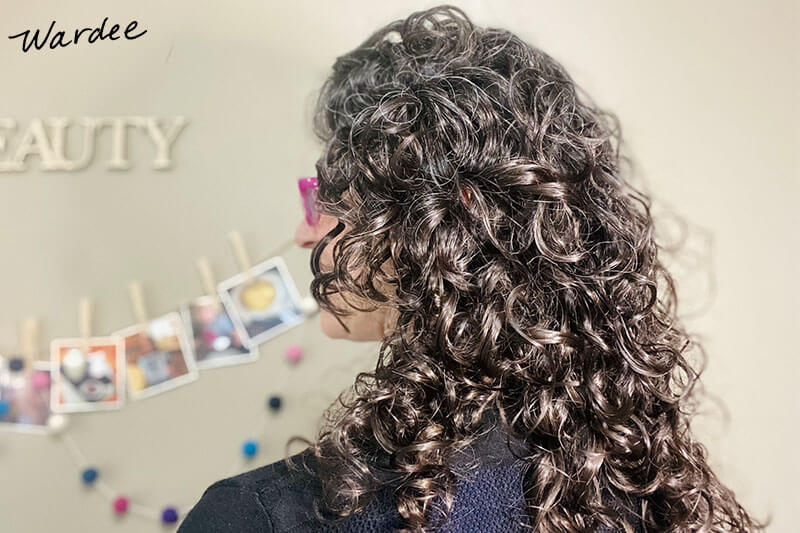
[
  {"x1": 217, "y1": 256, "x2": 306, "y2": 349},
  {"x1": 50, "y1": 336, "x2": 126, "y2": 413},
  {"x1": 0, "y1": 357, "x2": 52, "y2": 434},
  {"x1": 114, "y1": 311, "x2": 198, "y2": 400},
  {"x1": 181, "y1": 295, "x2": 257, "y2": 370}
]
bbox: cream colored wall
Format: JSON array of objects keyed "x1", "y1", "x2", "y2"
[{"x1": 0, "y1": 1, "x2": 795, "y2": 531}]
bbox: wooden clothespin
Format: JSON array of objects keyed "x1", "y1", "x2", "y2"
[
  {"x1": 227, "y1": 230, "x2": 255, "y2": 282},
  {"x1": 128, "y1": 281, "x2": 149, "y2": 327},
  {"x1": 196, "y1": 257, "x2": 217, "y2": 297},
  {"x1": 19, "y1": 317, "x2": 39, "y2": 374},
  {"x1": 79, "y1": 297, "x2": 92, "y2": 355}
]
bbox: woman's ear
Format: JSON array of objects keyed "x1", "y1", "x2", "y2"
[{"x1": 460, "y1": 184, "x2": 473, "y2": 205}]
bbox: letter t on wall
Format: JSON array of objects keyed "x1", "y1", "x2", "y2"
[{"x1": 104, "y1": 117, "x2": 146, "y2": 170}]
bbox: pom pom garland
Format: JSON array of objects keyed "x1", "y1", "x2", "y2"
[
  {"x1": 113, "y1": 496, "x2": 129, "y2": 514},
  {"x1": 285, "y1": 344, "x2": 303, "y2": 364},
  {"x1": 0, "y1": 240, "x2": 373, "y2": 528},
  {"x1": 81, "y1": 467, "x2": 98, "y2": 485},
  {"x1": 161, "y1": 507, "x2": 179, "y2": 524},
  {"x1": 12, "y1": 337, "x2": 377, "y2": 528},
  {"x1": 267, "y1": 395, "x2": 282, "y2": 412},
  {"x1": 241, "y1": 439, "x2": 259, "y2": 459},
  {"x1": 47, "y1": 414, "x2": 69, "y2": 434}
]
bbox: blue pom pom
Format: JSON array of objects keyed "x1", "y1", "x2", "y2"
[
  {"x1": 241, "y1": 439, "x2": 259, "y2": 458},
  {"x1": 161, "y1": 507, "x2": 179, "y2": 524},
  {"x1": 267, "y1": 395, "x2": 282, "y2": 412},
  {"x1": 0, "y1": 400, "x2": 9, "y2": 417},
  {"x1": 81, "y1": 467, "x2": 98, "y2": 484},
  {"x1": 8, "y1": 357, "x2": 25, "y2": 372}
]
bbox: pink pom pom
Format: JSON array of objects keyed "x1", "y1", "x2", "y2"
[
  {"x1": 113, "y1": 496, "x2": 129, "y2": 514},
  {"x1": 32, "y1": 371, "x2": 50, "y2": 390},
  {"x1": 202, "y1": 329, "x2": 217, "y2": 345},
  {"x1": 285, "y1": 344, "x2": 303, "y2": 364}
]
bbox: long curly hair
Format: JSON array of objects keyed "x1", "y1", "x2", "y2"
[{"x1": 286, "y1": 5, "x2": 770, "y2": 532}]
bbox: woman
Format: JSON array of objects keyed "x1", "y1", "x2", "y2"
[{"x1": 179, "y1": 5, "x2": 768, "y2": 532}]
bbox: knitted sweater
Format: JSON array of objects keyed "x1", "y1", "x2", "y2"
[{"x1": 178, "y1": 411, "x2": 644, "y2": 532}]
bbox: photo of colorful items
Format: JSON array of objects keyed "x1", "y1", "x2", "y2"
[
  {"x1": 181, "y1": 256, "x2": 258, "y2": 370},
  {"x1": 1, "y1": 314, "x2": 314, "y2": 527},
  {"x1": 114, "y1": 312, "x2": 198, "y2": 400},
  {"x1": 0, "y1": 355, "x2": 51, "y2": 433},
  {"x1": 0, "y1": 214, "x2": 319, "y2": 527},
  {"x1": 218, "y1": 232, "x2": 307, "y2": 349},
  {"x1": 51, "y1": 337, "x2": 126, "y2": 413},
  {"x1": 182, "y1": 295, "x2": 256, "y2": 369},
  {"x1": 218, "y1": 257, "x2": 306, "y2": 349}
]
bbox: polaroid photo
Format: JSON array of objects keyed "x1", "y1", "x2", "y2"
[
  {"x1": 0, "y1": 357, "x2": 52, "y2": 434},
  {"x1": 217, "y1": 256, "x2": 306, "y2": 349},
  {"x1": 113, "y1": 311, "x2": 198, "y2": 400},
  {"x1": 50, "y1": 336, "x2": 126, "y2": 413},
  {"x1": 181, "y1": 294, "x2": 258, "y2": 370}
]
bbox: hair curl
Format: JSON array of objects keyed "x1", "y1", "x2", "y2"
[{"x1": 287, "y1": 5, "x2": 770, "y2": 532}]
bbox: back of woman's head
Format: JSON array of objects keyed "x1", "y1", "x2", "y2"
[{"x1": 295, "y1": 5, "x2": 768, "y2": 532}]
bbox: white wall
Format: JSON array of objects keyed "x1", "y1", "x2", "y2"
[{"x1": 0, "y1": 1, "x2": 795, "y2": 531}]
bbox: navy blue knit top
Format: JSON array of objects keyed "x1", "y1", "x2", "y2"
[{"x1": 178, "y1": 410, "x2": 643, "y2": 532}]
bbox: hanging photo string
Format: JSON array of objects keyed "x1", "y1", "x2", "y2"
[
  {"x1": 3, "y1": 317, "x2": 374, "y2": 527},
  {"x1": 0, "y1": 225, "x2": 354, "y2": 528}
]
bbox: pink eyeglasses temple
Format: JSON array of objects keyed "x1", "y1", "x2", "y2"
[{"x1": 298, "y1": 176, "x2": 320, "y2": 226}]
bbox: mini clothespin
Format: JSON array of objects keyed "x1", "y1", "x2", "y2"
[
  {"x1": 19, "y1": 317, "x2": 39, "y2": 374},
  {"x1": 228, "y1": 229, "x2": 294, "y2": 273},
  {"x1": 226, "y1": 230, "x2": 282, "y2": 314},
  {"x1": 227, "y1": 230, "x2": 254, "y2": 281},
  {"x1": 128, "y1": 281, "x2": 149, "y2": 327},
  {"x1": 79, "y1": 297, "x2": 93, "y2": 355},
  {"x1": 196, "y1": 257, "x2": 217, "y2": 297}
]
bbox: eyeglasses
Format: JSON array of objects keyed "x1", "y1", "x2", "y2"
[{"x1": 298, "y1": 176, "x2": 320, "y2": 226}]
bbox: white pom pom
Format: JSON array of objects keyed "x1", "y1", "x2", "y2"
[
  {"x1": 300, "y1": 296, "x2": 319, "y2": 316},
  {"x1": 47, "y1": 414, "x2": 69, "y2": 435}
]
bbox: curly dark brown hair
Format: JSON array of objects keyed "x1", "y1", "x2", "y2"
[{"x1": 287, "y1": 5, "x2": 770, "y2": 532}]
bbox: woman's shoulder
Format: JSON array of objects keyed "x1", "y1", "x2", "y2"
[
  {"x1": 178, "y1": 447, "x2": 403, "y2": 532},
  {"x1": 176, "y1": 414, "x2": 534, "y2": 533},
  {"x1": 177, "y1": 447, "x2": 325, "y2": 532}
]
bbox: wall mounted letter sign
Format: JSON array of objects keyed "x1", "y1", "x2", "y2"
[{"x1": 0, "y1": 116, "x2": 188, "y2": 172}]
